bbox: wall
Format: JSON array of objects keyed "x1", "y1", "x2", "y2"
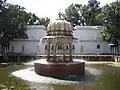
[
  {"x1": 10, "y1": 25, "x2": 46, "y2": 55},
  {"x1": 10, "y1": 25, "x2": 110, "y2": 55},
  {"x1": 10, "y1": 40, "x2": 39, "y2": 55},
  {"x1": 73, "y1": 26, "x2": 101, "y2": 40},
  {"x1": 73, "y1": 26, "x2": 109, "y2": 54},
  {"x1": 26, "y1": 25, "x2": 46, "y2": 39},
  {"x1": 74, "y1": 41, "x2": 109, "y2": 54}
]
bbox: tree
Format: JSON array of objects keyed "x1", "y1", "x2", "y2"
[
  {"x1": 0, "y1": 3, "x2": 30, "y2": 45},
  {"x1": 62, "y1": 0, "x2": 102, "y2": 26},
  {"x1": 62, "y1": 4, "x2": 80, "y2": 26},
  {"x1": 86, "y1": 0, "x2": 101, "y2": 25},
  {"x1": 74, "y1": 4, "x2": 89, "y2": 26},
  {"x1": 38, "y1": 17, "x2": 50, "y2": 27},
  {"x1": 100, "y1": 1, "x2": 120, "y2": 54},
  {"x1": 28, "y1": 13, "x2": 50, "y2": 27},
  {"x1": 101, "y1": 1, "x2": 120, "y2": 43},
  {"x1": 0, "y1": 0, "x2": 6, "y2": 9},
  {"x1": 28, "y1": 13, "x2": 39, "y2": 25}
]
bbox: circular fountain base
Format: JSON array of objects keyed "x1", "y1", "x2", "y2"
[{"x1": 34, "y1": 59, "x2": 85, "y2": 77}]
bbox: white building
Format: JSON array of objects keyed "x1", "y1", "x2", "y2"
[
  {"x1": 8, "y1": 25, "x2": 110, "y2": 55},
  {"x1": 74, "y1": 26, "x2": 109, "y2": 55},
  {"x1": 9, "y1": 25, "x2": 46, "y2": 55}
]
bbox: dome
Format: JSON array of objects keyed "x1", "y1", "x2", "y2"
[
  {"x1": 46, "y1": 20, "x2": 73, "y2": 36},
  {"x1": 47, "y1": 20, "x2": 73, "y2": 31}
]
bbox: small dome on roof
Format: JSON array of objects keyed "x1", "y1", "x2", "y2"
[
  {"x1": 46, "y1": 19, "x2": 73, "y2": 36},
  {"x1": 47, "y1": 20, "x2": 73, "y2": 31}
]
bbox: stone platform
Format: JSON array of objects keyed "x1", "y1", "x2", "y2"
[{"x1": 34, "y1": 59, "x2": 85, "y2": 77}]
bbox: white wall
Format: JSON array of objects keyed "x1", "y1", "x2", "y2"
[
  {"x1": 10, "y1": 40, "x2": 39, "y2": 54},
  {"x1": 74, "y1": 41, "x2": 109, "y2": 54},
  {"x1": 10, "y1": 25, "x2": 110, "y2": 55},
  {"x1": 73, "y1": 26, "x2": 109, "y2": 54},
  {"x1": 26, "y1": 25, "x2": 46, "y2": 39},
  {"x1": 10, "y1": 25, "x2": 46, "y2": 55},
  {"x1": 73, "y1": 26, "x2": 101, "y2": 40}
]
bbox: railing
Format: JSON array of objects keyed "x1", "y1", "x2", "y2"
[
  {"x1": 114, "y1": 56, "x2": 120, "y2": 62},
  {"x1": 0, "y1": 55, "x2": 115, "y2": 63}
]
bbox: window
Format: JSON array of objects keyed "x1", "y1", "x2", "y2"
[
  {"x1": 66, "y1": 44, "x2": 69, "y2": 49},
  {"x1": 11, "y1": 45, "x2": 14, "y2": 52},
  {"x1": 45, "y1": 45, "x2": 47, "y2": 50},
  {"x1": 51, "y1": 44, "x2": 53, "y2": 50},
  {"x1": 21, "y1": 45, "x2": 24, "y2": 53},
  {"x1": 73, "y1": 44, "x2": 75, "y2": 50},
  {"x1": 57, "y1": 44, "x2": 62, "y2": 50},
  {"x1": 97, "y1": 45, "x2": 100, "y2": 49}
]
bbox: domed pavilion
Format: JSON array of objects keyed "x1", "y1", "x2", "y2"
[
  {"x1": 34, "y1": 13, "x2": 85, "y2": 77},
  {"x1": 42, "y1": 18, "x2": 77, "y2": 62}
]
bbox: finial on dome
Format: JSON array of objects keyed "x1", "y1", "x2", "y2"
[{"x1": 58, "y1": 10, "x2": 62, "y2": 20}]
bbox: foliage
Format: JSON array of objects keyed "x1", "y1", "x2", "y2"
[
  {"x1": 0, "y1": 3, "x2": 30, "y2": 45},
  {"x1": 28, "y1": 13, "x2": 39, "y2": 25},
  {"x1": 62, "y1": 0, "x2": 102, "y2": 26},
  {"x1": 100, "y1": 1, "x2": 120, "y2": 43},
  {"x1": 62, "y1": 4, "x2": 80, "y2": 26},
  {"x1": 27, "y1": 13, "x2": 50, "y2": 27},
  {"x1": 38, "y1": 17, "x2": 50, "y2": 27},
  {"x1": 0, "y1": 1, "x2": 50, "y2": 45},
  {"x1": 86, "y1": 0, "x2": 102, "y2": 25}
]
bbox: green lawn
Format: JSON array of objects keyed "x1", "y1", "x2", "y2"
[
  {"x1": 0, "y1": 63, "x2": 120, "y2": 90},
  {"x1": 0, "y1": 64, "x2": 30, "y2": 90}
]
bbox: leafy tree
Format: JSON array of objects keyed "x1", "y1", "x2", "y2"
[
  {"x1": 62, "y1": 0, "x2": 101, "y2": 26},
  {"x1": 0, "y1": 3, "x2": 30, "y2": 45},
  {"x1": 86, "y1": 0, "x2": 101, "y2": 25},
  {"x1": 28, "y1": 13, "x2": 39, "y2": 25},
  {"x1": 101, "y1": 1, "x2": 120, "y2": 43},
  {"x1": 62, "y1": 4, "x2": 80, "y2": 26},
  {"x1": 28, "y1": 13, "x2": 50, "y2": 27},
  {"x1": 74, "y1": 4, "x2": 89, "y2": 26},
  {"x1": 38, "y1": 17, "x2": 50, "y2": 27},
  {"x1": 0, "y1": 0, "x2": 6, "y2": 9}
]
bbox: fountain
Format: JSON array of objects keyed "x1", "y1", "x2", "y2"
[
  {"x1": 10, "y1": 14, "x2": 104, "y2": 90},
  {"x1": 34, "y1": 18, "x2": 85, "y2": 77}
]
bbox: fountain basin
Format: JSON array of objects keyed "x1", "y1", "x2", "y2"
[{"x1": 34, "y1": 59, "x2": 85, "y2": 77}]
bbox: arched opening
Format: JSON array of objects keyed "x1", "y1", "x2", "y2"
[
  {"x1": 66, "y1": 44, "x2": 69, "y2": 50},
  {"x1": 57, "y1": 44, "x2": 63, "y2": 50},
  {"x1": 51, "y1": 44, "x2": 53, "y2": 50},
  {"x1": 73, "y1": 44, "x2": 75, "y2": 50},
  {"x1": 45, "y1": 44, "x2": 47, "y2": 50}
]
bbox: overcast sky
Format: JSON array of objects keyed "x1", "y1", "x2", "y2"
[{"x1": 7, "y1": 0, "x2": 115, "y2": 20}]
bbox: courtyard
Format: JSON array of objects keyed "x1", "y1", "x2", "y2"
[{"x1": 0, "y1": 0, "x2": 120, "y2": 90}]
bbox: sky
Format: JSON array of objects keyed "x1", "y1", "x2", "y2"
[{"x1": 7, "y1": 0, "x2": 115, "y2": 20}]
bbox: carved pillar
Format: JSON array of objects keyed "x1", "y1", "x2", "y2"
[
  {"x1": 53, "y1": 43, "x2": 56, "y2": 61},
  {"x1": 47, "y1": 43, "x2": 50, "y2": 61},
  {"x1": 63, "y1": 44, "x2": 65, "y2": 62},
  {"x1": 69, "y1": 43, "x2": 72, "y2": 61}
]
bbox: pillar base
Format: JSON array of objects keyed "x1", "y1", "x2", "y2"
[{"x1": 34, "y1": 59, "x2": 85, "y2": 77}]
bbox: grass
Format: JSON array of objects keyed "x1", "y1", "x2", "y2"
[
  {"x1": 0, "y1": 62, "x2": 120, "y2": 90},
  {"x1": 85, "y1": 64, "x2": 120, "y2": 90},
  {"x1": 0, "y1": 64, "x2": 30, "y2": 90},
  {"x1": 48, "y1": 64, "x2": 120, "y2": 90}
]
